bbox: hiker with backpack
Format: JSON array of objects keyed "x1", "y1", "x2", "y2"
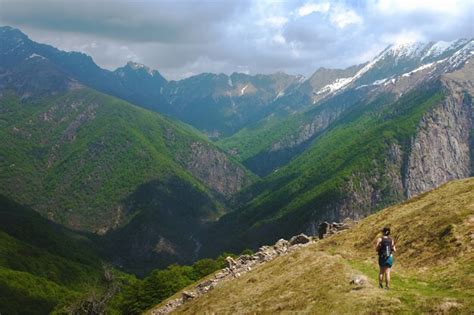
[{"x1": 376, "y1": 227, "x2": 396, "y2": 290}]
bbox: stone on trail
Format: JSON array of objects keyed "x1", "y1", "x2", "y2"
[{"x1": 350, "y1": 274, "x2": 368, "y2": 286}]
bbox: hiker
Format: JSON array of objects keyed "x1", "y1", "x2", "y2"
[{"x1": 376, "y1": 226, "x2": 396, "y2": 290}]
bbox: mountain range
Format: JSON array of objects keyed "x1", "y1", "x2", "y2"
[{"x1": 1, "y1": 25, "x2": 473, "y2": 312}]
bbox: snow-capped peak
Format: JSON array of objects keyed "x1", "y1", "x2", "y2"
[
  {"x1": 314, "y1": 38, "x2": 473, "y2": 97},
  {"x1": 385, "y1": 42, "x2": 427, "y2": 59}
]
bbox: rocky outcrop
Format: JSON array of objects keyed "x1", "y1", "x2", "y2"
[
  {"x1": 337, "y1": 143, "x2": 405, "y2": 220},
  {"x1": 185, "y1": 142, "x2": 251, "y2": 197},
  {"x1": 288, "y1": 233, "x2": 311, "y2": 245},
  {"x1": 318, "y1": 220, "x2": 355, "y2": 239},
  {"x1": 404, "y1": 81, "x2": 472, "y2": 197}
]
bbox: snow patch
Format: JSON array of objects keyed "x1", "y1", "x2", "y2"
[
  {"x1": 316, "y1": 77, "x2": 353, "y2": 95},
  {"x1": 274, "y1": 90, "x2": 285, "y2": 101},
  {"x1": 26, "y1": 53, "x2": 46, "y2": 60},
  {"x1": 372, "y1": 78, "x2": 388, "y2": 85},
  {"x1": 401, "y1": 62, "x2": 435, "y2": 77},
  {"x1": 240, "y1": 84, "x2": 249, "y2": 95}
]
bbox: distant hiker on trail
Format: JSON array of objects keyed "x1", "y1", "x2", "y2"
[{"x1": 376, "y1": 226, "x2": 396, "y2": 290}]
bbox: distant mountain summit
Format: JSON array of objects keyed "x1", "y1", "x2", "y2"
[
  {"x1": 3, "y1": 26, "x2": 471, "y2": 139},
  {"x1": 310, "y1": 39, "x2": 474, "y2": 96}
]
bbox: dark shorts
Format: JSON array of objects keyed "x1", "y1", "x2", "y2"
[{"x1": 379, "y1": 255, "x2": 393, "y2": 268}]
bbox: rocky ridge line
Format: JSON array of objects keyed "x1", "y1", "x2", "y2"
[{"x1": 151, "y1": 220, "x2": 354, "y2": 314}]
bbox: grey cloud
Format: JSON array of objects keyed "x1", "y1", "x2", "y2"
[
  {"x1": 1, "y1": 0, "x2": 472, "y2": 80},
  {"x1": 0, "y1": 0, "x2": 249, "y2": 44}
]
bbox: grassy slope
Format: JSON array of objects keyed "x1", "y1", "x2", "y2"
[
  {"x1": 0, "y1": 195, "x2": 107, "y2": 315},
  {"x1": 0, "y1": 87, "x2": 244, "y2": 231},
  {"x1": 164, "y1": 178, "x2": 474, "y2": 314}
]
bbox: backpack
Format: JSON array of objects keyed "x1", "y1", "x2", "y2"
[{"x1": 379, "y1": 237, "x2": 392, "y2": 260}]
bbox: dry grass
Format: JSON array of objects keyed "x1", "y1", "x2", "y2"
[{"x1": 152, "y1": 178, "x2": 474, "y2": 314}]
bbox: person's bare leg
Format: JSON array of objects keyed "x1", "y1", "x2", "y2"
[
  {"x1": 379, "y1": 267, "x2": 385, "y2": 288},
  {"x1": 385, "y1": 268, "x2": 391, "y2": 289}
]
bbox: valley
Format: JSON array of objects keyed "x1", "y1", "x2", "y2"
[{"x1": 0, "y1": 24, "x2": 473, "y2": 314}]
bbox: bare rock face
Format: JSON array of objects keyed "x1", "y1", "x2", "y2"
[
  {"x1": 404, "y1": 81, "x2": 472, "y2": 198},
  {"x1": 185, "y1": 142, "x2": 251, "y2": 197},
  {"x1": 336, "y1": 142, "x2": 405, "y2": 221},
  {"x1": 318, "y1": 220, "x2": 355, "y2": 239},
  {"x1": 271, "y1": 105, "x2": 347, "y2": 153}
]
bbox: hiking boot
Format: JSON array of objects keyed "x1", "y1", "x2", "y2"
[{"x1": 379, "y1": 282, "x2": 383, "y2": 289}]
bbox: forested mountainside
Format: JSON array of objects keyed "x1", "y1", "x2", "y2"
[
  {"x1": 0, "y1": 86, "x2": 254, "y2": 272},
  {"x1": 0, "y1": 195, "x2": 105, "y2": 314},
  {"x1": 0, "y1": 26, "x2": 256, "y2": 273},
  {"x1": 201, "y1": 47, "x2": 474, "y2": 256}
]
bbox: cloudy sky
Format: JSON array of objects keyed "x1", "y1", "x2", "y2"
[{"x1": 1, "y1": 0, "x2": 473, "y2": 79}]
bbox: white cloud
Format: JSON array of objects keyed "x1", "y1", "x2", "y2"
[
  {"x1": 297, "y1": 2, "x2": 330, "y2": 17},
  {"x1": 330, "y1": 7, "x2": 363, "y2": 29},
  {"x1": 273, "y1": 34, "x2": 286, "y2": 44},
  {"x1": 261, "y1": 16, "x2": 288, "y2": 28},
  {"x1": 375, "y1": 0, "x2": 463, "y2": 15}
]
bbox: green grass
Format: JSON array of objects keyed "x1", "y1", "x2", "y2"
[{"x1": 348, "y1": 260, "x2": 473, "y2": 313}]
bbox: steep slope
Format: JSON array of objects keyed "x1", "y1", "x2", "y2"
[
  {"x1": 219, "y1": 39, "x2": 474, "y2": 175},
  {"x1": 0, "y1": 87, "x2": 253, "y2": 273},
  {"x1": 156, "y1": 178, "x2": 474, "y2": 314},
  {"x1": 203, "y1": 56, "x2": 474, "y2": 255},
  {"x1": 0, "y1": 195, "x2": 107, "y2": 315},
  {"x1": 0, "y1": 49, "x2": 254, "y2": 274}
]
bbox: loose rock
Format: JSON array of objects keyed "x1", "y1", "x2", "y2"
[
  {"x1": 350, "y1": 275, "x2": 368, "y2": 286},
  {"x1": 289, "y1": 233, "x2": 311, "y2": 245}
]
